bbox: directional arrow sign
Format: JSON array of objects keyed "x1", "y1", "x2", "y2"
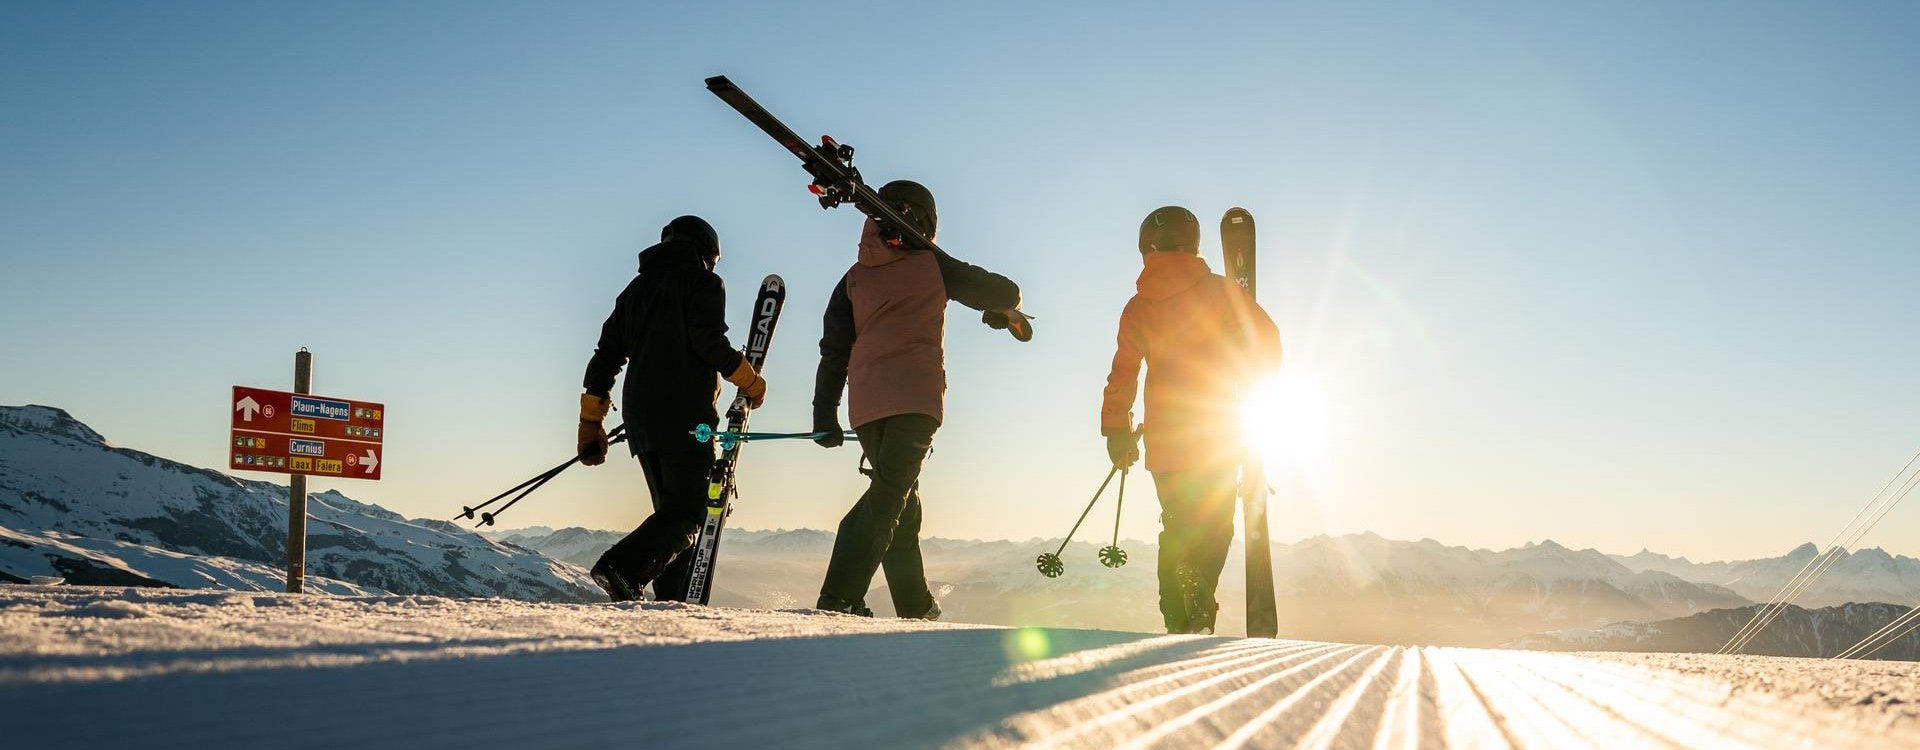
[{"x1": 229, "y1": 385, "x2": 384, "y2": 481}]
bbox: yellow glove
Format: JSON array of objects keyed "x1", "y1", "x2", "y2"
[
  {"x1": 578, "y1": 394, "x2": 611, "y2": 466},
  {"x1": 725, "y1": 359, "x2": 766, "y2": 409}
]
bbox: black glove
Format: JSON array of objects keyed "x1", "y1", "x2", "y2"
[
  {"x1": 1104, "y1": 427, "x2": 1140, "y2": 469},
  {"x1": 814, "y1": 407, "x2": 845, "y2": 448},
  {"x1": 982, "y1": 310, "x2": 1010, "y2": 330}
]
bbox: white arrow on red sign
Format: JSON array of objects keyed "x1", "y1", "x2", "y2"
[
  {"x1": 234, "y1": 396, "x2": 261, "y2": 422},
  {"x1": 361, "y1": 449, "x2": 379, "y2": 474}
]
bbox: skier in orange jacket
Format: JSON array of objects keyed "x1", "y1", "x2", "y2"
[{"x1": 1102, "y1": 205, "x2": 1281, "y2": 634}]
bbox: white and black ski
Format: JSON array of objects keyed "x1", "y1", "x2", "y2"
[
  {"x1": 684, "y1": 274, "x2": 787, "y2": 605},
  {"x1": 1222, "y1": 207, "x2": 1278, "y2": 638},
  {"x1": 704, "y1": 75, "x2": 1032, "y2": 341}
]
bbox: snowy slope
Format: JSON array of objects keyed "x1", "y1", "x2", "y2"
[
  {"x1": 0, "y1": 405, "x2": 596, "y2": 601},
  {"x1": 0, "y1": 524, "x2": 373, "y2": 594},
  {"x1": 3, "y1": 586, "x2": 1916, "y2": 749}
]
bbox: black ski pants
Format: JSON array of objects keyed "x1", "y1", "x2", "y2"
[
  {"x1": 1153, "y1": 467, "x2": 1239, "y2": 633},
  {"x1": 597, "y1": 443, "x2": 713, "y2": 601},
  {"x1": 819, "y1": 413, "x2": 938, "y2": 617}
]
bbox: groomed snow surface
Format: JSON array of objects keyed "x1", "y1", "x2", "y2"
[{"x1": 4, "y1": 586, "x2": 1917, "y2": 749}]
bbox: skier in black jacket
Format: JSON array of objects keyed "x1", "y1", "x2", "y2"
[{"x1": 579, "y1": 215, "x2": 767, "y2": 602}]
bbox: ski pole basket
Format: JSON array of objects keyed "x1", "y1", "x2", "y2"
[{"x1": 1036, "y1": 466, "x2": 1130, "y2": 577}]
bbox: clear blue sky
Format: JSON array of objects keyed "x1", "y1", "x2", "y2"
[{"x1": 3, "y1": 2, "x2": 1916, "y2": 561}]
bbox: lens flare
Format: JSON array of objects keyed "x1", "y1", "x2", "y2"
[
  {"x1": 1005, "y1": 627, "x2": 1053, "y2": 662},
  {"x1": 1240, "y1": 370, "x2": 1334, "y2": 469}
]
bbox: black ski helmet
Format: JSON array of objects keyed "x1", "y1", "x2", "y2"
[
  {"x1": 1139, "y1": 206, "x2": 1200, "y2": 254},
  {"x1": 877, "y1": 180, "x2": 937, "y2": 240},
  {"x1": 661, "y1": 215, "x2": 720, "y2": 261}
]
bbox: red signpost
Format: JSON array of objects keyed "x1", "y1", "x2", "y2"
[{"x1": 230, "y1": 385, "x2": 385, "y2": 481}]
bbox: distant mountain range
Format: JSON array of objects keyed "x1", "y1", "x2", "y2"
[
  {"x1": 494, "y1": 526, "x2": 1763, "y2": 644},
  {"x1": 1513, "y1": 602, "x2": 1920, "y2": 660},
  {"x1": 0, "y1": 405, "x2": 597, "y2": 601},
  {"x1": 497, "y1": 525, "x2": 1920, "y2": 647},
  {"x1": 8, "y1": 402, "x2": 1919, "y2": 653},
  {"x1": 1611, "y1": 545, "x2": 1920, "y2": 608}
]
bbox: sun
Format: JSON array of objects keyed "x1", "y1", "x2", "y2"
[{"x1": 1239, "y1": 369, "x2": 1334, "y2": 469}]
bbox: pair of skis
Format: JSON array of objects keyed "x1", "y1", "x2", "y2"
[
  {"x1": 705, "y1": 75, "x2": 1033, "y2": 342},
  {"x1": 683, "y1": 275, "x2": 787, "y2": 605},
  {"x1": 1222, "y1": 207, "x2": 1278, "y2": 639}
]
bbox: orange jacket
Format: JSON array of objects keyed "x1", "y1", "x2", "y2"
[{"x1": 1102, "y1": 252, "x2": 1281, "y2": 472}]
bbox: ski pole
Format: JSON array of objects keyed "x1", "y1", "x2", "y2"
[
  {"x1": 473, "y1": 464, "x2": 567, "y2": 527},
  {"x1": 1036, "y1": 465, "x2": 1122, "y2": 578},
  {"x1": 454, "y1": 424, "x2": 628, "y2": 526},
  {"x1": 1100, "y1": 469, "x2": 1129, "y2": 568},
  {"x1": 690, "y1": 424, "x2": 857, "y2": 447}
]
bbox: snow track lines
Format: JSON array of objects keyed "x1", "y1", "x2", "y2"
[{"x1": 4, "y1": 588, "x2": 1919, "y2": 749}]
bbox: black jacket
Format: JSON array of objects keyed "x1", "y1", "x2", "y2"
[{"x1": 584, "y1": 241, "x2": 745, "y2": 453}]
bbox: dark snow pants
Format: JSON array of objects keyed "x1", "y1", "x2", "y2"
[
  {"x1": 1153, "y1": 467, "x2": 1239, "y2": 633},
  {"x1": 818, "y1": 413, "x2": 939, "y2": 618},
  {"x1": 597, "y1": 443, "x2": 713, "y2": 601}
]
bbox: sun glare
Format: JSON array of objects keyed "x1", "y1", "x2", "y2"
[{"x1": 1240, "y1": 370, "x2": 1334, "y2": 469}]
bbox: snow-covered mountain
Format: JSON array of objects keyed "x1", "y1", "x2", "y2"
[
  {"x1": 1513, "y1": 602, "x2": 1920, "y2": 660},
  {"x1": 0, "y1": 404, "x2": 598, "y2": 601},
  {"x1": 1611, "y1": 543, "x2": 1920, "y2": 608},
  {"x1": 492, "y1": 526, "x2": 622, "y2": 568},
  {"x1": 0, "y1": 523, "x2": 377, "y2": 594}
]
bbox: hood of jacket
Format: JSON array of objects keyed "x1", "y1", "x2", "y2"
[
  {"x1": 1136, "y1": 251, "x2": 1212, "y2": 300},
  {"x1": 856, "y1": 218, "x2": 918, "y2": 268},
  {"x1": 637, "y1": 239, "x2": 706, "y2": 272}
]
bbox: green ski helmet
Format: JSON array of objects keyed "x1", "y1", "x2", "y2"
[
  {"x1": 1139, "y1": 206, "x2": 1200, "y2": 254},
  {"x1": 877, "y1": 179, "x2": 937, "y2": 240}
]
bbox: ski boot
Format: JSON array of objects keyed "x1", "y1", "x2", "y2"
[
  {"x1": 899, "y1": 600, "x2": 942, "y2": 621},
  {"x1": 590, "y1": 559, "x2": 642, "y2": 603},
  {"x1": 1185, "y1": 601, "x2": 1219, "y2": 635},
  {"x1": 815, "y1": 593, "x2": 874, "y2": 617},
  {"x1": 1182, "y1": 579, "x2": 1219, "y2": 634}
]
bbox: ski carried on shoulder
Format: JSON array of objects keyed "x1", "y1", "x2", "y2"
[
  {"x1": 704, "y1": 74, "x2": 1033, "y2": 342},
  {"x1": 684, "y1": 274, "x2": 788, "y2": 605},
  {"x1": 1222, "y1": 206, "x2": 1278, "y2": 638}
]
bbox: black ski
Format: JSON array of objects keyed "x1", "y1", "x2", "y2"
[
  {"x1": 704, "y1": 74, "x2": 1033, "y2": 341},
  {"x1": 684, "y1": 274, "x2": 788, "y2": 605},
  {"x1": 1222, "y1": 207, "x2": 1277, "y2": 638}
]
